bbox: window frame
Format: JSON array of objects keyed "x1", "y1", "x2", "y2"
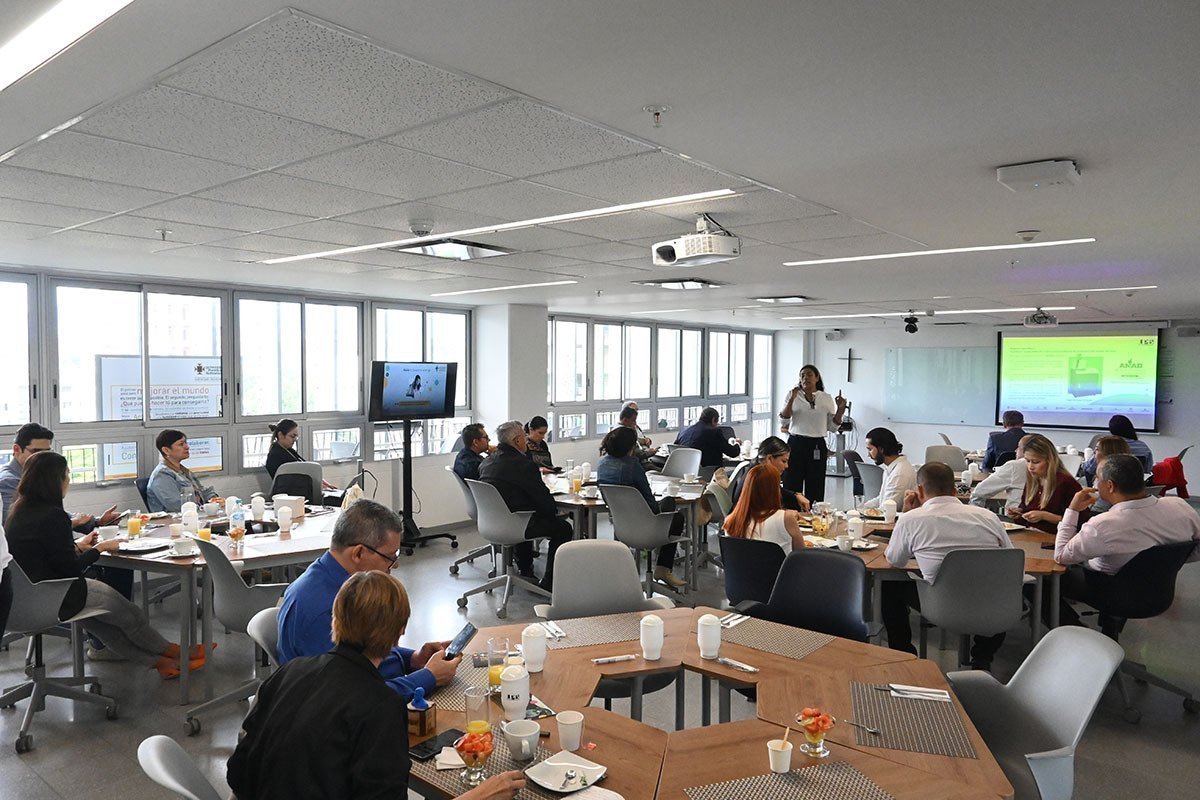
[{"x1": 0, "y1": 272, "x2": 38, "y2": 436}]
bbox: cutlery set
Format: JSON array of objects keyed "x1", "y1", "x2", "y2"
[
  {"x1": 717, "y1": 612, "x2": 750, "y2": 629},
  {"x1": 539, "y1": 621, "x2": 567, "y2": 641}
]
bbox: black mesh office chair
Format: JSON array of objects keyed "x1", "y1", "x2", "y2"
[
  {"x1": 994, "y1": 451, "x2": 1017, "y2": 468},
  {"x1": 135, "y1": 477, "x2": 151, "y2": 509},
  {"x1": 718, "y1": 535, "x2": 786, "y2": 606},
  {"x1": 736, "y1": 549, "x2": 870, "y2": 641},
  {"x1": 842, "y1": 450, "x2": 864, "y2": 498}
]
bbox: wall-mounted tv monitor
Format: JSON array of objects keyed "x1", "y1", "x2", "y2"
[
  {"x1": 997, "y1": 331, "x2": 1159, "y2": 431},
  {"x1": 368, "y1": 361, "x2": 458, "y2": 421}
]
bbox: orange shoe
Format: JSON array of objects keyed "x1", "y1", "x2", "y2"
[
  {"x1": 156, "y1": 655, "x2": 206, "y2": 680},
  {"x1": 161, "y1": 642, "x2": 216, "y2": 660}
]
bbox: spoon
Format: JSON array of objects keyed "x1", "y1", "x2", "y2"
[
  {"x1": 840, "y1": 719, "x2": 881, "y2": 735},
  {"x1": 560, "y1": 769, "x2": 578, "y2": 789}
]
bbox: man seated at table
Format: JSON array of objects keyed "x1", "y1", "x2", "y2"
[
  {"x1": 969, "y1": 434, "x2": 1033, "y2": 509},
  {"x1": 479, "y1": 421, "x2": 574, "y2": 590},
  {"x1": 860, "y1": 427, "x2": 916, "y2": 510},
  {"x1": 276, "y1": 499, "x2": 461, "y2": 700},
  {"x1": 453, "y1": 423, "x2": 492, "y2": 481},
  {"x1": 622, "y1": 401, "x2": 654, "y2": 450},
  {"x1": 674, "y1": 407, "x2": 741, "y2": 468},
  {"x1": 1054, "y1": 454, "x2": 1200, "y2": 627},
  {"x1": 616, "y1": 405, "x2": 655, "y2": 464},
  {"x1": 982, "y1": 410, "x2": 1027, "y2": 473},
  {"x1": 882, "y1": 462, "x2": 1014, "y2": 669}
]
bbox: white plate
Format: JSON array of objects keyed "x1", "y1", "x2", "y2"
[
  {"x1": 525, "y1": 752, "x2": 607, "y2": 793},
  {"x1": 1002, "y1": 521, "x2": 1027, "y2": 531},
  {"x1": 146, "y1": 511, "x2": 172, "y2": 519},
  {"x1": 118, "y1": 539, "x2": 169, "y2": 553},
  {"x1": 851, "y1": 541, "x2": 879, "y2": 551},
  {"x1": 679, "y1": 479, "x2": 703, "y2": 486},
  {"x1": 163, "y1": 547, "x2": 199, "y2": 558}
]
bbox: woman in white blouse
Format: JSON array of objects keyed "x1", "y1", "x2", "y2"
[
  {"x1": 722, "y1": 464, "x2": 807, "y2": 554},
  {"x1": 778, "y1": 364, "x2": 847, "y2": 503}
]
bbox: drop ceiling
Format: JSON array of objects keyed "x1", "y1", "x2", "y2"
[{"x1": 0, "y1": 1, "x2": 1197, "y2": 330}]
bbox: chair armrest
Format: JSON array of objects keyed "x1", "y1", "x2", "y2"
[
  {"x1": 648, "y1": 597, "x2": 674, "y2": 610},
  {"x1": 532, "y1": 604, "x2": 551, "y2": 619},
  {"x1": 1025, "y1": 746, "x2": 1077, "y2": 800},
  {"x1": 247, "y1": 584, "x2": 287, "y2": 607},
  {"x1": 734, "y1": 600, "x2": 767, "y2": 617}
]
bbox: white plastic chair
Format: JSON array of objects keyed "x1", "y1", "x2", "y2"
[
  {"x1": 1059, "y1": 452, "x2": 1084, "y2": 476},
  {"x1": 457, "y1": 480, "x2": 551, "y2": 619},
  {"x1": 858, "y1": 462, "x2": 884, "y2": 503},
  {"x1": 924, "y1": 444, "x2": 968, "y2": 472},
  {"x1": 948, "y1": 626, "x2": 1124, "y2": 800},
  {"x1": 445, "y1": 465, "x2": 498, "y2": 578},
  {"x1": 914, "y1": 548, "x2": 1026, "y2": 666},
  {"x1": 271, "y1": 461, "x2": 323, "y2": 503},
  {"x1": 601, "y1": 484, "x2": 691, "y2": 598},
  {"x1": 246, "y1": 606, "x2": 280, "y2": 668},
  {"x1": 656, "y1": 447, "x2": 701, "y2": 479},
  {"x1": 137, "y1": 735, "x2": 222, "y2": 800}
]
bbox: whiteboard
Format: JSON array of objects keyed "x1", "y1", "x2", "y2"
[{"x1": 885, "y1": 346, "x2": 997, "y2": 425}]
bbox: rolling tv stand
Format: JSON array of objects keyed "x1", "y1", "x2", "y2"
[{"x1": 396, "y1": 418, "x2": 458, "y2": 554}]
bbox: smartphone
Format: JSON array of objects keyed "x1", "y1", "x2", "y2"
[
  {"x1": 409, "y1": 728, "x2": 465, "y2": 761},
  {"x1": 444, "y1": 622, "x2": 478, "y2": 660}
]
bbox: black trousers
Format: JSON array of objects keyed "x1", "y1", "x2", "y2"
[
  {"x1": 0, "y1": 567, "x2": 12, "y2": 642},
  {"x1": 655, "y1": 499, "x2": 686, "y2": 568},
  {"x1": 516, "y1": 514, "x2": 574, "y2": 581},
  {"x1": 784, "y1": 435, "x2": 828, "y2": 502},
  {"x1": 881, "y1": 580, "x2": 1007, "y2": 665}
]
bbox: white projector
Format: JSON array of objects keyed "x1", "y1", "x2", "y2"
[
  {"x1": 996, "y1": 159, "x2": 1081, "y2": 192},
  {"x1": 652, "y1": 233, "x2": 741, "y2": 266},
  {"x1": 1024, "y1": 310, "x2": 1059, "y2": 328}
]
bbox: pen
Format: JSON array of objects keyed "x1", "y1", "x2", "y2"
[{"x1": 591, "y1": 654, "x2": 638, "y2": 664}]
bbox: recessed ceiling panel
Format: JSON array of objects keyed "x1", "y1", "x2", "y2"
[
  {"x1": 163, "y1": 13, "x2": 509, "y2": 138},
  {"x1": 5, "y1": 132, "x2": 249, "y2": 193},
  {"x1": 736, "y1": 213, "x2": 884, "y2": 245},
  {"x1": 0, "y1": 166, "x2": 173, "y2": 213},
  {"x1": 334, "y1": 201, "x2": 506, "y2": 234},
  {"x1": 388, "y1": 98, "x2": 650, "y2": 177},
  {"x1": 80, "y1": 215, "x2": 241, "y2": 245},
  {"x1": 280, "y1": 141, "x2": 504, "y2": 200},
  {"x1": 0, "y1": 198, "x2": 104, "y2": 229},
  {"x1": 0, "y1": 220, "x2": 58, "y2": 240},
  {"x1": 73, "y1": 85, "x2": 361, "y2": 168},
  {"x1": 197, "y1": 172, "x2": 396, "y2": 219},
  {"x1": 137, "y1": 196, "x2": 310, "y2": 233},
  {"x1": 532, "y1": 150, "x2": 750, "y2": 204},
  {"x1": 427, "y1": 180, "x2": 598, "y2": 220}
]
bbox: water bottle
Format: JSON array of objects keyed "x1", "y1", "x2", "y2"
[{"x1": 230, "y1": 507, "x2": 246, "y2": 549}]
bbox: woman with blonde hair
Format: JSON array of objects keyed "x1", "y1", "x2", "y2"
[
  {"x1": 723, "y1": 463, "x2": 807, "y2": 553},
  {"x1": 1008, "y1": 434, "x2": 1081, "y2": 533},
  {"x1": 229, "y1": 570, "x2": 524, "y2": 800}
]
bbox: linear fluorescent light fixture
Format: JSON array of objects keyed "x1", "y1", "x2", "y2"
[
  {"x1": 782, "y1": 306, "x2": 1075, "y2": 321},
  {"x1": 429, "y1": 279, "x2": 576, "y2": 297},
  {"x1": 1040, "y1": 285, "x2": 1157, "y2": 294},
  {"x1": 629, "y1": 308, "x2": 696, "y2": 315},
  {"x1": 781, "y1": 237, "x2": 1096, "y2": 267},
  {"x1": 0, "y1": 0, "x2": 135, "y2": 93},
  {"x1": 262, "y1": 189, "x2": 737, "y2": 265},
  {"x1": 753, "y1": 295, "x2": 808, "y2": 304},
  {"x1": 634, "y1": 277, "x2": 726, "y2": 290}
]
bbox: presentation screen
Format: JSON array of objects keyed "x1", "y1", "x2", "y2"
[
  {"x1": 368, "y1": 361, "x2": 458, "y2": 421},
  {"x1": 997, "y1": 331, "x2": 1159, "y2": 431}
]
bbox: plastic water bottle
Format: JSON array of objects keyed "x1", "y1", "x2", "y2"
[{"x1": 230, "y1": 507, "x2": 246, "y2": 550}]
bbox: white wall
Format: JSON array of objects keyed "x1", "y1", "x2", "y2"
[{"x1": 793, "y1": 322, "x2": 1200, "y2": 465}]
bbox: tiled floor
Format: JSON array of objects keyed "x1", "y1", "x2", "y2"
[{"x1": 2, "y1": 477, "x2": 1198, "y2": 799}]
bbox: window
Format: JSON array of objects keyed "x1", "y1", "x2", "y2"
[
  {"x1": 657, "y1": 328, "x2": 681, "y2": 398},
  {"x1": 311, "y1": 427, "x2": 361, "y2": 461},
  {"x1": 623, "y1": 325, "x2": 652, "y2": 399},
  {"x1": 63, "y1": 441, "x2": 138, "y2": 484},
  {"x1": 552, "y1": 320, "x2": 588, "y2": 403},
  {"x1": 752, "y1": 418, "x2": 772, "y2": 444},
  {"x1": 427, "y1": 416, "x2": 471, "y2": 455},
  {"x1": 730, "y1": 332, "x2": 747, "y2": 395},
  {"x1": 56, "y1": 285, "x2": 143, "y2": 423},
  {"x1": 242, "y1": 433, "x2": 271, "y2": 469},
  {"x1": 656, "y1": 407, "x2": 680, "y2": 431},
  {"x1": 753, "y1": 334, "x2": 772, "y2": 405},
  {"x1": 593, "y1": 323, "x2": 622, "y2": 400},
  {"x1": 426, "y1": 312, "x2": 468, "y2": 407},
  {"x1": 0, "y1": 279, "x2": 31, "y2": 426},
  {"x1": 238, "y1": 297, "x2": 301, "y2": 417},
  {"x1": 374, "y1": 424, "x2": 424, "y2": 460},
  {"x1": 305, "y1": 302, "x2": 360, "y2": 413},
  {"x1": 375, "y1": 307, "x2": 423, "y2": 361},
  {"x1": 185, "y1": 435, "x2": 224, "y2": 473},
  {"x1": 683, "y1": 405, "x2": 704, "y2": 426},
  {"x1": 731, "y1": 402, "x2": 749, "y2": 423},
  {"x1": 596, "y1": 410, "x2": 619, "y2": 431},
  {"x1": 707, "y1": 331, "x2": 747, "y2": 396},
  {"x1": 147, "y1": 292, "x2": 223, "y2": 420},
  {"x1": 681, "y1": 329, "x2": 702, "y2": 396},
  {"x1": 710, "y1": 403, "x2": 728, "y2": 423},
  {"x1": 554, "y1": 412, "x2": 587, "y2": 440}
]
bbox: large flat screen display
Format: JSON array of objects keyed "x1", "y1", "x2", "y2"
[
  {"x1": 997, "y1": 331, "x2": 1159, "y2": 431},
  {"x1": 368, "y1": 361, "x2": 458, "y2": 421}
]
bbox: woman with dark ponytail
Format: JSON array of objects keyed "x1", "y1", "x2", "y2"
[
  {"x1": 264, "y1": 418, "x2": 303, "y2": 479},
  {"x1": 524, "y1": 416, "x2": 555, "y2": 473}
]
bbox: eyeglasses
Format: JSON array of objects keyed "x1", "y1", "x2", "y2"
[{"x1": 360, "y1": 543, "x2": 399, "y2": 569}]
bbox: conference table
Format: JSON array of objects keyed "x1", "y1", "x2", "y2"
[
  {"x1": 99, "y1": 507, "x2": 342, "y2": 704},
  {"x1": 409, "y1": 606, "x2": 1014, "y2": 800}
]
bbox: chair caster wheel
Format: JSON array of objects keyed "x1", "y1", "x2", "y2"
[
  {"x1": 451, "y1": 540, "x2": 460, "y2": 549},
  {"x1": 404, "y1": 548, "x2": 414, "y2": 557},
  {"x1": 449, "y1": 565, "x2": 459, "y2": 575},
  {"x1": 106, "y1": 703, "x2": 119, "y2": 721},
  {"x1": 488, "y1": 570, "x2": 498, "y2": 579},
  {"x1": 186, "y1": 717, "x2": 200, "y2": 735},
  {"x1": 1122, "y1": 707, "x2": 1142, "y2": 724},
  {"x1": 15, "y1": 733, "x2": 32, "y2": 753},
  {"x1": 496, "y1": 608, "x2": 507, "y2": 620},
  {"x1": 1184, "y1": 698, "x2": 1199, "y2": 714},
  {"x1": 457, "y1": 597, "x2": 468, "y2": 608}
]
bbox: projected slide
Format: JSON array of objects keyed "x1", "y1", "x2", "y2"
[
  {"x1": 378, "y1": 362, "x2": 451, "y2": 417},
  {"x1": 998, "y1": 333, "x2": 1159, "y2": 430}
]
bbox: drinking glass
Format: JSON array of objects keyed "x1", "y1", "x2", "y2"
[
  {"x1": 227, "y1": 524, "x2": 245, "y2": 554},
  {"x1": 456, "y1": 687, "x2": 493, "y2": 786},
  {"x1": 487, "y1": 637, "x2": 510, "y2": 694}
]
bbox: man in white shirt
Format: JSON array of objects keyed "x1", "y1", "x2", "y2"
[
  {"x1": 1054, "y1": 454, "x2": 1200, "y2": 626},
  {"x1": 882, "y1": 462, "x2": 1014, "y2": 668},
  {"x1": 862, "y1": 427, "x2": 916, "y2": 510},
  {"x1": 969, "y1": 434, "x2": 1033, "y2": 508}
]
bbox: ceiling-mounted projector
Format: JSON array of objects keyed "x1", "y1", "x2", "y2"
[
  {"x1": 1024, "y1": 309, "x2": 1059, "y2": 327},
  {"x1": 996, "y1": 159, "x2": 1080, "y2": 192},
  {"x1": 652, "y1": 213, "x2": 741, "y2": 266}
]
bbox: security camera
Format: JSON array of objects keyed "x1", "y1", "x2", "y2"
[{"x1": 903, "y1": 315, "x2": 919, "y2": 334}]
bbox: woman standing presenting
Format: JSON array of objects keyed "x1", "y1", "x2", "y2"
[{"x1": 778, "y1": 364, "x2": 847, "y2": 503}]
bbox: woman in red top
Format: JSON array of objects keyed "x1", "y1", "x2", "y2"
[{"x1": 1008, "y1": 434, "x2": 1081, "y2": 533}]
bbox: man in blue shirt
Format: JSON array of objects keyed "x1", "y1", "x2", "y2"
[
  {"x1": 277, "y1": 499, "x2": 460, "y2": 700},
  {"x1": 452, "y1": 423, "x2": 491, "y2": 481}
]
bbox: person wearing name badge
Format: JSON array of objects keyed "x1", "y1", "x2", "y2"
[
  {"x1": 146, "y1": 430, "x2": 218, "y2": 513},
  {"x1": 860, "y1": 428, "x2": 916, "y2": 511},
  {"x1": 778, "y1": 364, "x2": 846, "y2": 503},
  {"x1": 1007, "y1": 434, "x2": 1082, "y2": 534}
]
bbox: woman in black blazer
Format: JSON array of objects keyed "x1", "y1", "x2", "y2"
[{"x1": 6, "y1": 452, "x2": 199, "y2": 679}]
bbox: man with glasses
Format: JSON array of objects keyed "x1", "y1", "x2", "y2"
[
  {"x1": 276, "y1": 499, "x2": 461, "y2": 700},
  {"x1": 0, "y1": 423, "x2": 121, "y2": 530}
]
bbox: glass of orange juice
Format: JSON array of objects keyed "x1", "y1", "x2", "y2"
[
  {"x1": 126, "y1": 516, "x2": 143, "y2": 539},
  {"x1": 197, "y1": 527, "x2": 212, "y2": 541},
  {"x1": 487, "y1": 637, "x2": 510, "y2": 694},
  {"x1": 455, "y1": 687, "x2": 493, "y2": 786}
]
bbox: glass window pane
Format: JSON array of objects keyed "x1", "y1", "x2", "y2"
[
  {"x1": 710, "y1": 403, "x2": 727, "y2": 423},
  {"x1": 185, "y1": 436, "x2": 223, "y2": 473},
  {"x1": 64, "y1": 441, "x2": 138, "y2": 483},
  {"x1": 753, "y1": 418, "x2": 771, "y2": 445},
  {"x1": 553, "y1": 320, "x2": 588, "y2": 403},
  {"x1": 681, "y1": 330, "x2": 702, "y2": 396},
  {"x1": 238, "y1": 298, "x2": 301, "y2": 416},
  {"x1": 375, "y1": 307, "x2": 423, "y2": 361},
  {"x1": 656, "y1": 407, "x2": 680, "y2": 431},
  {"x1": 708, "y1": 332, "x2": 729, "y2": 396},
  {"x1": 730, "y1": 333, "x2": 747, "y2": 395},
  {"x1": 56, "y1": 286, "x2": 143, "y2": 423},
  {"x1": 656, "y1": 328, "x2": 680, "y2": 398},
  {"x1": 147, "y1": 293, "x2": 223, "y2": 420},
  {"x1": 242, "y1": 433, "x2": 271, "y2": 469},
  {"x1": 427, "y1": 416, "x2": 472, "y2": 455},
  {"x1": 593, "y1": 323, "x2": 622, "y2": 401},
  {"x1": 311, "y1": 427, "x2": 361, "y2": 461},
  {"x1": 555, "y1": 412, "x2": 587, "y2": 439},
  {"x1": 427, "y1": 312, "x2": 468, "y2": 407},
  {"x1": 731, "y1": 402, "x2": 749, "y2": 423},
  {"x1": 683, "y1": 405, "x2": 704, "y2": 426},
  {"x1": 305, "y1": 303, "x2": 360, "y2": 413},
  {"x1": 596, "y1": 410, "x2": 619, "y2": 431},
  {"x1": 624, "y1": 325, "x2": 651, "y2": 399},
  {"x1": 0, "y1": 281, "x2": 30, "y2": 425},
  {"x1": 753, "y1": 334, "x2": 772, "y2": 401},
  {"x1": 373, "y1": 425, "x2": 423, "y2": 460}
]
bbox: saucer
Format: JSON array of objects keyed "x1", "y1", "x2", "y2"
[{"x1": 525, "y1": 751, "x2": 607, "y2": 793}]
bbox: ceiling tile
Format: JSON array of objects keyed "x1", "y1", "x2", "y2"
[
  {"x1": 137, "y1": 196, "x2": 310, "y2": 233},
  {"x1": 554, "y1": 263, "x2": 649, "y2": 279},
  {"x1": 532, "y1": 150, "x2": 750, "y2": 204},
  {"x1": 282, "y1": 258, "x2": 390, "y2": 276},
  {"x1": 164, "y1": 13, "x2": 508, "y2": 138},
  {"x1": 0, "y1": 198, "x2": 105, "y2": 229},
  {"x1": 197, "y1": 173, "x2": 395, "y2": 218},
  {"x1": 474, "y1": 252, "x2": 597, "y2": 273},
  {"x1": 364, "y1": 266, "x2": 458, "y2": 282},
  {"x1": 429, "y1": 180, "x2": 598, "y2": 220},
  {"x1": 737, "y1": 213, "x2": 885, "y2": 244},
  {"x1": 423, "y1": 262, "x2": 573, "y2": 282},
  {"x1": 80, "y1": 215, "x2": 242, "y2": 245},
  {"x1": 330, "y1": 249, "x2": 448, "y2": 270},
  {"x1": 473, "y1": 226, "x2": 605, "y2": 252},
  {"x1": 5, "y1": 132, "x2": 249, "y2": 193},
  {"x1": 0, "y1": 220, "x2": 58, "y2": 240},
  {"x1": 334, "y1": 201, "x2": 506, "y2": 234},
  {"x1": 793, "y1": 232, "x2": 926, "y2": 257},
  {"x1": 657, "y1": 187, "x2": 831, "y2": 228},
  {"x1": 74, "y1": 85, "x2": 361, "y2": 169},
  {"x1": 0, "y1": 166, "x2": 173, "y2": 213},
  {"x1": 554, "y1": 210, "x2": 689, "y2": 243},
  {"x1": 159, "y1": 244, "x2": 287, "y2": 262},
  {"x1": 266, "y1": 219, "x2": 398, "y2": 246},
  {"x1": 281, "y1": 141, "x2": 504, "y2": 200},
  {"x1": 388, "y1": 98, "x2": 650, "y2": 177},
  {"x1": 209, "y1": 233, "x2": 351, "y2": 256},
  {"x1": 44, "y1": 229, "x2": 177, "y2": 253},
  {"x1": 542, "y1": 240, "x2": 648, "y2": 264}
]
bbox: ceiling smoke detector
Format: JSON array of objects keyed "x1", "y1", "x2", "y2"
[{"x1": 1017, "y1": 230, "x2": 1040, "y2": 243}]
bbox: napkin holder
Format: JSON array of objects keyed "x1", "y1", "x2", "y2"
[{"x1": 407, "y1": 687, "x2": 436, "y2": 737}]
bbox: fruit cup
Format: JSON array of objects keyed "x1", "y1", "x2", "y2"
[
  {"x1": 456, "y1": 687, "x2": 493, "y2": 786},
  {"x1": 795, "y1": 707, "x2": 835, "y2": 758}
]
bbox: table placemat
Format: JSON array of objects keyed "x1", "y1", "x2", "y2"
[
  {"x1": 719, "y1": 617, "x2": 835, "y2": 661},
  {"x1": 431, "y1": 661, "x2": 488, "y2": 712},
  {"x1": 546, "y1": 612, "x2": 644, "y2": 650},
  {"x1": 410, "y1": 732, "x2": 559, "y2": 799},
  {"x1": 849, "y1": 682, "x2": 977, "y2": 759},
  {"x1": 685, "y1": 760, "x2": 894, "y2": 800}
]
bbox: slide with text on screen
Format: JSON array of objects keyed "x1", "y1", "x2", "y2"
[
  {"x1": 379, "y1": 362, "x2": 449, "y2": 417},
  {"x1": 998, "y1": 333, "x2": 1159, "y2": 430}
]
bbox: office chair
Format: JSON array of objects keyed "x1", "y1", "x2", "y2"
[
  {"x1": 445, "y1": 465, "x2": 498, "y2": 578},
  {"x1": 457, "y1": 480, "x2": 550, "y2": 619},
  {"x1": 137, "y1": 735, "x2": 222, "y2": 800},
  {"x1": 736, "y1": 548, "x2": 870, "y2": 641},
  {"x1": 718, "y1": 534, "x2": 786, "y2": 607},
  {"x1": 601, "y1": 484, "x2": 691, "y2": 597}
]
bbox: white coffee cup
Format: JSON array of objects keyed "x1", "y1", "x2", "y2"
[
  {"x1": 203, "y1": 502, "x2": 220, "y2": 517},
  {"x1": 251, "y1": 495, "x2": 266, "y2": 520},
  {"x1": 502, "y1": 719, "x2": 541, "y2": 762},
  {"x1": 97, "y1": 525, "x2": 120, "y2": 541},
  {"x1": 168, "y1": 523, "x2": 183, "y2": 540},
  {"x1": 1067, "y1": 445, "x2": 1079, "y2": 455},
  {"x1": 640, "y1": 614, "x2": 664, "y2": 661},
  {"x1": 521, "y1": 625, "x2": 548, "y2": 673},
  {"x1": 556, "y1": 710, "x2": 584, "y2": 751},
  {"x1": 697, "y1": 613, "x2": 721, "y2": 659},
  {"x1": 174, "y1": 536, "x2": 197, "y2": 556},
  {"x1": 767, "y1": 739, "x2": 793, "y2": 773},
  {"x1": 663, "y1": 483, "x2": 681, "y2": 497},
  {"x1": 836, "y1": 535, "x2": 853, "y2": 552},
  {"x1": 580, "y1": 486, "x2": 599, "y2": 499},
  {"x1": 225, "y1": 497, "x2": 241, "y2": 517},
  {"x1": 683, "y1": 472, "x2": 698, "y2": 483},
  {"x1": 882, "y1": 499, "x2": 897, "y2": 524},
  {"x1": 276, "y1": 504, "x2": 293, "y2": 532},
  {"x1": 500, "y1": 664, "x2": 530, "y2": 722}
]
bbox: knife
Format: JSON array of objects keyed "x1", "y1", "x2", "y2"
[
  {"x1": 724, "y1": 615, "x2": 751, "y2": 629},
  {"x1": 545, "y1": 621, "x2": 567, "y2": 639},
  {"x1": 716, "y1": 656, "x2": 759, "y2": 673}
]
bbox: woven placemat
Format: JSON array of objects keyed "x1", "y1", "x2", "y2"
[
  {"x1": 430, "y1": 661, "x2": 489, "y2": 712},
  {"x1": 410, "y1": 732, "x2": 559, "y2": 799},
  {"x1": 546, "y1": 612, "x2": 644, "y2": 650},
  {"x1": 719, "y1": 617, "x2": 835, "y2": 661},
  {"x1": 849, "y1": 683, "x2": 977, "y2": 759},
  {"x1": 685, "y1": 761, "x2": 894, "y2": 800}
]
